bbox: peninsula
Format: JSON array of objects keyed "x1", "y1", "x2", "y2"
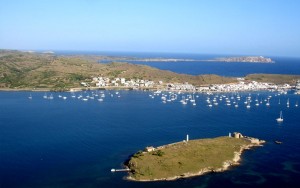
[
  {"x1": 98, "y1": 56, "x2": 274, "y2": 63},
  {"x1": 125, "y1": 133, "x2": 265, "y2": 181}
]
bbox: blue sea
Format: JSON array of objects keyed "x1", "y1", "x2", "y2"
[
  {"x1": 54, "y1": 51, "x2": 300, "y2": 76},
  {"x1": 1, "y1": 90, "x2": 300, "y2": 188}
]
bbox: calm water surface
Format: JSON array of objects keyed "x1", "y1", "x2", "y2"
[
  {"x1": 53, "y1": 51, "x2": 300, "y2": 76},
  {"x1": 1, "y1": 90, "x2": 300, "y2": 188}
]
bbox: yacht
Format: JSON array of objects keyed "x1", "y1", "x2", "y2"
[
  {"x1": 276, "y1": 111, "x2": 283, "y2": 122},
  {"x1": 48, "y1": 94, "x2": 54, "y2": 100},
  {"x1": 246, "y1": 100, "x2": 251, "y2": 109},
  {"x1": 190, "y1": 95, "x2": 195, "y2": 103},
  {"x1": 266, "y1": 98, "x2": 270, "y2": 106}
]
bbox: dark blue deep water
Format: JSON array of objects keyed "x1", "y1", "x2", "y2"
[
  {"x1": 1, "y1": 90, "x2": 300, "y2": 188},
  {"x1": 122, "y1": 57, "x2": 300, "y2": 77}
]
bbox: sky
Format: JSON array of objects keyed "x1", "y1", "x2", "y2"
[{"x1": 0, "y1": 0, "x2": 300, "y2": 57}]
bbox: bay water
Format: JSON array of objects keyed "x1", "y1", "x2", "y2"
[{"x1": 1, "y1": 90, "x2": 300, "y2": 188}]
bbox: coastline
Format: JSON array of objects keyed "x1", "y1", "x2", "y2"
[{"x1": 125, "y1": 136, "x2": 265, "y2": 182}]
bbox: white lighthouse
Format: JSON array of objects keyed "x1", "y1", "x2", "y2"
[{"x1": 186, "y1": 134, "x2": 189, "y2": 142}]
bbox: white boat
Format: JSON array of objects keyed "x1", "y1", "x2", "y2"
[
  {"x1": 28, "y1": 94, "x2": 32, "y2": 99},
  {"x1": 190, "y1": 95, "x2": 195, "y2": 103},
  {"x1": 276, "y1": 111, "x2": 283, "y2": 122},
  {"x1": 167, "y1": 95, "x2": 172, "y2": 102},
  {"x1": 287, "y1": 98, "x2": 290, "y2": 108},
  {"x1": 48, "y1": 94, "x2": 54, "y2": 100},
  {"x1": 246, "y1": 100, "x2": 251, "y2": 109},
  {"x1": 266, "y1": 98, "x2": 270, "y2": 106}
]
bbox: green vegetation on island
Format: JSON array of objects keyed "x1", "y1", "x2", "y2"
[{"x1": 125, "y1": 134, "x2": 264, "y2": 181}]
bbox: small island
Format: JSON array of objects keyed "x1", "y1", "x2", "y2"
[
  {"x1": 213, "y1": 56, "x2": 273, "y2": 63},
  {"x1": 125, "y1": 132, "x2": 265, "y2": 181}
]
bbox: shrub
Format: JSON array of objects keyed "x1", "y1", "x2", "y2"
[{"x1": 152, "y1": 150, "x2": 164, "y2": 157}]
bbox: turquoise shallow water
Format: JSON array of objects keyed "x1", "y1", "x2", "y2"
[{"x1": 0, "y1": 90, "x2": 300, "y2": 188}]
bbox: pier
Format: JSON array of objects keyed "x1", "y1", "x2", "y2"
[{"x1": 111, "y1": 168, "x2": 130, "y2": 172}]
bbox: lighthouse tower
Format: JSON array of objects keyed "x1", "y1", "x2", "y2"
[{"x1": 186, "y1": 134, "x2": 189, "y2": 142}]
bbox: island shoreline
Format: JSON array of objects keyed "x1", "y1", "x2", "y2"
[{"x1": 124, "y1": 135, "x2": 265, "y2": 182}]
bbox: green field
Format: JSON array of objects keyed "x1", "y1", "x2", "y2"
[{"x1": 126, "y1": 136, "x2": 252, "y2": 181}]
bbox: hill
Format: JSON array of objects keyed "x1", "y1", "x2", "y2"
[
  {"x1": 245, "y1": 74, "x2": 300, "y2": 84},
  {"x1": 0, "y1": 50, "x2": 235, "y2": 91}
]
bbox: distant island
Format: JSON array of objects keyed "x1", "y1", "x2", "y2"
[
  {"x1": 99, "y1": 56, "x2": 274, "y2": 63},
  {"x1": 125, "y1": 133, "x2": 265, "y2": 181},
  {"x1": 212, "y1": 56, "x2": 274, "y2": 63}
]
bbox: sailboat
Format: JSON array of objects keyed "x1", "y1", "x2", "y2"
[
  {"x1": 28, "y1": 94, "x2": 32, "y2": 99},
  {"x1": 246, "y1": 100, "x2": 251, "y2": 109},
  {"x1": 43, "y1": 93, "x2": 47, "y2": 99},
  {"x1": 266, "y1": 98, "x2": 270, "y2": 106},
  {"x1": 276, "y1": 111, "x2": 283, "y2": 122},
  {"x1": 295, "y1": 101, "x2": 298, "y2": 107},
  {"x1": 190, "y1": 95, "x2": 195, "y2": 103},
  {"x1": 287, "y1": 98, "x2": 290, "y2": 108}
]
